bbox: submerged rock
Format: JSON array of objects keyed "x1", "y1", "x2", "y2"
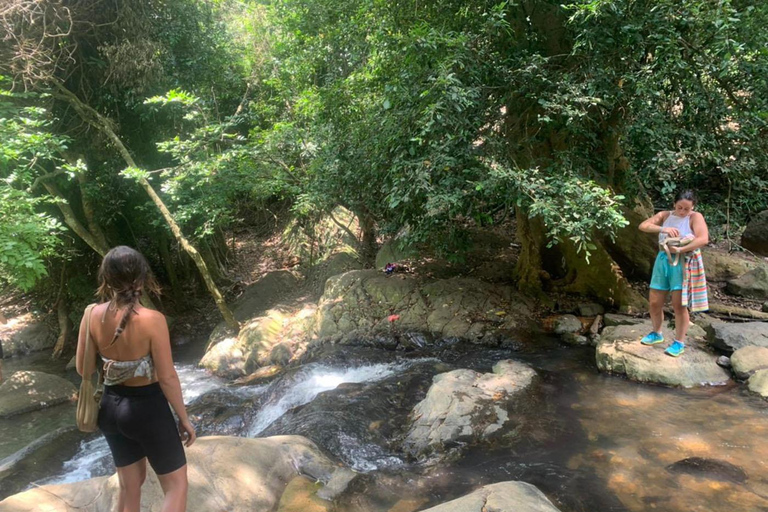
[
  {"x1": 666, "y1": 457, "x2": 748, "y2": 484},
  {"x1": 0, "y1": 372, "x2": 77, "y2": 418},
  {"x1": 402, "y1": 360, "x2": 536, "y2": 459},
  {"x1": 0, "y1": 436, "x2": 355, "y2": 512},
  {"x1": 596, "y1": 322, "x2": 730, "y2": 387},
  {"x1": 420, "y1": 481, "x2": 562, "y2": 512}
]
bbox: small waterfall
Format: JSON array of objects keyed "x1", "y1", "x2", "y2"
[{"x1": 246, "y1": 360, "x2": 429, "y2": 437}]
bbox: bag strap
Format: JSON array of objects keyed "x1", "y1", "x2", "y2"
[
  {"x1": 82, "y1": 304, "x2": 102, "y2": 383},
  {"x1": 660, "y1": 238, "x2": 680, "y2": 266}
]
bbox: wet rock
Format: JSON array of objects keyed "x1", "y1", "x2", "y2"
[
  {"x1": 0, "y1": 315, "x2": 55, "y2": 357},
  {"x1": 578, "y1": 303, "x2": 605, "y2": 317},
  {"x1": 596, "y1": 322, "x2": 730, "y2": 387},
  {"x1": 666, "y1": 457, "x2": 748, "y2": 484},
  {"x1": 741, "y1": 209, "x2": 768, "y2": 256},
  {"x1": 716, "y1": 355, "x2": 731, "y2": 369},
  {"x1": 0, "y1": 436, "x2": 356, "y2": 512},
  {"x1": 402, "y1": 360, "x2": 536, "y2": 459},
  {"x1": 419, "y1": 481, "x2": 562, "y2": 512},
  {"x1": 725, "y1": 265, "x2": 768, "y2": 300},
  {"x1": 704, "y1": 321, "x2": 768, "y2": 353},
  {"x1": 198, "y1": 336, "x2": 246, "y2": 379},
  {"x1": 747, "y1": 369, "x2": 768, "y2": 398},
  {"x1": 233, "y1": 365, "x2": 282, "y2": 386},
  {"x1": 0, "y1": 371, "x2": 77, "y2": 418},
  {"x1": 561, "y1": 333, "x2": 590, "y2": 346},
  {"x1": 730, "y1": 346, "x2": 768, "y2": 380},
  {"x1": 553, "y1": 315, "x2": 582, "y2": 334},
  {"x1": 277, "y1": 476, "x2": 330, "y2": 512}
]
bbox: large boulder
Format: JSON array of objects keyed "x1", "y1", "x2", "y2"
[
  {"x1": 0, "y1": 372, "x2": 77, "y2": 418},
  {"x1": 747, "y1": 369, "x2": 768, "y2": 398},
  {"x1": 201, "y1": 306, "x2": 316, "y2": 378},
  {"x1": 596, "y1": 322, "x2": 730, "y2": 387},
  {"x1": 701, "y1": 251, "x2": 756, "y2": 282},
  {"x1": 704, "y1": 321, "x2": 768, "y2": 353},
  {"x1": 402, "y1": 360, "x2": 536, "y2": 459},
  {"x1": 233, "y1": 271, "x2": 301, "y2": 322},
  {"x1": 419, "y1": 481, "x2": 562, "y2": 512},
  {"x1": 314, "y1": 270, "x2": 531, "y2": 343},
  {"x1": 725, "y1": 265, "x2": 768, "y2": 300},
  {"x1": 730, "y1": 346, "x2": 768, "y2": 380},
  {"x1": 741, "y1": 210, "x2": 768, "y2": 256},
  {"x1": 0, "y1": 436, "x2": 356, "y2": 512},
  {"x1": 0, "y1": 314, "x2": 55, "y2": 357}
]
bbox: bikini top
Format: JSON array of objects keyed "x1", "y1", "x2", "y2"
[{"x1": 101, "y1": 354, "x2": 154, "y2": 386}]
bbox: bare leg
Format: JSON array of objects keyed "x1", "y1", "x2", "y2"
[
  {"x1": 649, "y1": 289, "x2": 667, "y2": 333},
  {"x1": 671, "y1": 290, "x2": 689, "y2": 342},
  {"x1": 116, "y1": 458, "x2": 146, "y2": 512},
  {"x1": 157, "y1": 464, "x2": 189, "y2": 512}
]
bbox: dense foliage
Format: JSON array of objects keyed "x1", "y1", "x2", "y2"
[{"x1": 1, "y1": 0, "x2": 766, "y2": 302}]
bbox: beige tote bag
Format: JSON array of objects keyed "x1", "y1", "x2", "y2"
[{"x1": 76, "y1": 304, "x2": 102, "y2": 432}]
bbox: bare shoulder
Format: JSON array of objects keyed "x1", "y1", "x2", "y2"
[
  {"x1": 134, "y1": 307, "x2": 166, "y2": 327},
  {"x1": 691, "y1": 211, "x2": 707, "y2": 223}
]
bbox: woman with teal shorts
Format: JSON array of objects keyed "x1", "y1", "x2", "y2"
[{"x1": 638, "y1": 190, "x2": 710, "y2": 357}]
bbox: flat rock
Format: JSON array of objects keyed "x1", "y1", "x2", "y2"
[
  {"x1": 747, "y1": 369, "x2": 768, "y2": 398},
  {"x1": 603, "y1": 314, "x2": 645, "y2": 327},
  {"x1": 0, "y1": 315, "x2": 55, "y2": 357},
  {"x1": 704, "y1": 321, "x2": 768, "y2": 353},
  {"x1": 730, "y1": 346, "x2": 768, "y2": 379},
  {"x1": 419, "y1": 481, "x2": 562, "y2": 512},
  {"x1": 0, "y1": 435, "x2": 355, "y2": 511},
  {"x1": 553, "y1": 314, "x2": 582, "y2": 334},
  {"x1": 403, "y1": 360, "x2": 536, "y2": 459},
  {"x1": 0, "y1": 371, "x2": 77, "y2": 418},
  {"x1": 596, "y1": 322, "x2": 730, "y2": 387}
]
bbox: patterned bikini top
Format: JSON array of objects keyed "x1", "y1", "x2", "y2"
[{"x1": 101, "y1": 354, "x2": 154, "y2": 386}]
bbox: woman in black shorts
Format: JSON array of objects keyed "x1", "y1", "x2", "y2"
[{"x1": 76, "y1": 246, "x2": 195, "y2": 512}]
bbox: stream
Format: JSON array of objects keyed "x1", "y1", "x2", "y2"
[{"x1": 1, "y1": 333, "x2": 767, "y2": 511}]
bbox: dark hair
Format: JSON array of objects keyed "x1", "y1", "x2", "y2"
[
  {"x1": 674, "y1": 189, "x2": 697, "y2": 206},
  {"x1": 97, "y1": 246, "x2": 160, "y2": 346}
]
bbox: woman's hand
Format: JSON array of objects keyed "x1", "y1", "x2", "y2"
[
  {"x1": 662, "y1": 227, "x2": 680, "y2": 237},
  {"x1": 179, "y1": 419, "x2": 196, "y2": 447}
]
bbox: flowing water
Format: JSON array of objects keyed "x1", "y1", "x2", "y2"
[{"x1": 1, "y1": 334, "x2": 767, "y2": 512}]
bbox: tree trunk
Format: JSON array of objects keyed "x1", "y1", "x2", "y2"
[
  {"x1": 51, "y1": 264, "x2": 71, "y2": 360},
  {"x1": 42, "y1": 181, "x2": 109, "y2": 256},
  {"x1": 158, "y1": 233, "x2": 184, "y2": 306},
  {"x1": 76, "y1": 171, "x2": 110, "y2": 251},
  {"x1": 357, "y1": 212, "x2": 378, "y2": 267},
  {"x1": 53, "y1": 81, "x2": 239, "y2": 329}
]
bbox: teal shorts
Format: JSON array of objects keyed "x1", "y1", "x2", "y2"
[{"x1": 650, "y1": 251, "x2": 684, "y2": 291}]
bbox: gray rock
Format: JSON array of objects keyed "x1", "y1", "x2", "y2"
[
  {"x1": 0, "y1": 371, "x2": 77, "y2": 418},
  {"x1": 596, "y1": 322, "x2": 730, "y2": 387},
  {"x1": 725, "y1": 265, "x2": 768, "y2": 300},
  {"x1": 269, "y1": 342, "x2": 293, "y2": 366},
  {"x1": 578, "y1": 303, "x2": 605, "y2": 317},
  {"x1": 741, "y1": 210, "x2": 768, "y2": 256},
  {"x1": 705, "y1": 321, "x2": 768, "y2": 353},
  {"x1": 553, "y1": 314, "x2": 582, "y2": 334},
  {"x1": 731, "y1": 346, "x2": 768, "y2": 380},
  {"x1": 419, "y1": 481, "x2": 562, "y2": 512},
  {"x1": 666, "y1": 457, "x2": 747, "y2": 484},
  {"x1": 747, "y1": 369, "x2": 768, "y2": 398},
  {"x1": 0, "y1": 315, "x2": 55, "y2": 357},
  {"x1": 716, "y1": 356, "x2": 731, "y2": 369},
  {"x1": 403, "y1": 360, "x2": 536, "y2": 459},
  {"x1": 763, "y1": 301, "x2": 768, "y2": 313},
  {"x1": 603, "y1": 314, "x2": 645, "y2": 327}
]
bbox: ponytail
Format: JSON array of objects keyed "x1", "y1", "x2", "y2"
[{"x1": 107, "y1": 288, "x2": 141, "y2": 348}]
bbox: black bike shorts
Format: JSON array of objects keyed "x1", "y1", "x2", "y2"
[{"x1": 98, "y1": 382, "x2": 186, "y2": 475}]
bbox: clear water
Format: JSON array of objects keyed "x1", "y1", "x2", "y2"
[{"x1": 3, "y1": 337, "x2": 768, "y2": 512}]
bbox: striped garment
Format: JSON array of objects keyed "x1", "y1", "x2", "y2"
[{"x1": 682, "y1": 249, "x2": 708, "y2": 312}]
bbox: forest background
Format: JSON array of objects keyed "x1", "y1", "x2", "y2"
[{"x1": 1, "y1": 0, "x2": 767, "y2": 350}]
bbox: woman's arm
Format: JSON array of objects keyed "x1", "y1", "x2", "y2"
[
  {"x1": 75, "y1": 306, "x2": 95, "y2": 377},
  {"x1": 639, "y1": 210, "x2": 677, "y2": 235},
  {"x1": 149, "y1": 312, "x2": 196, "y2": 446},
  {"x1": 676, "y1": 212, "x2": 709, "y2": 253}
]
